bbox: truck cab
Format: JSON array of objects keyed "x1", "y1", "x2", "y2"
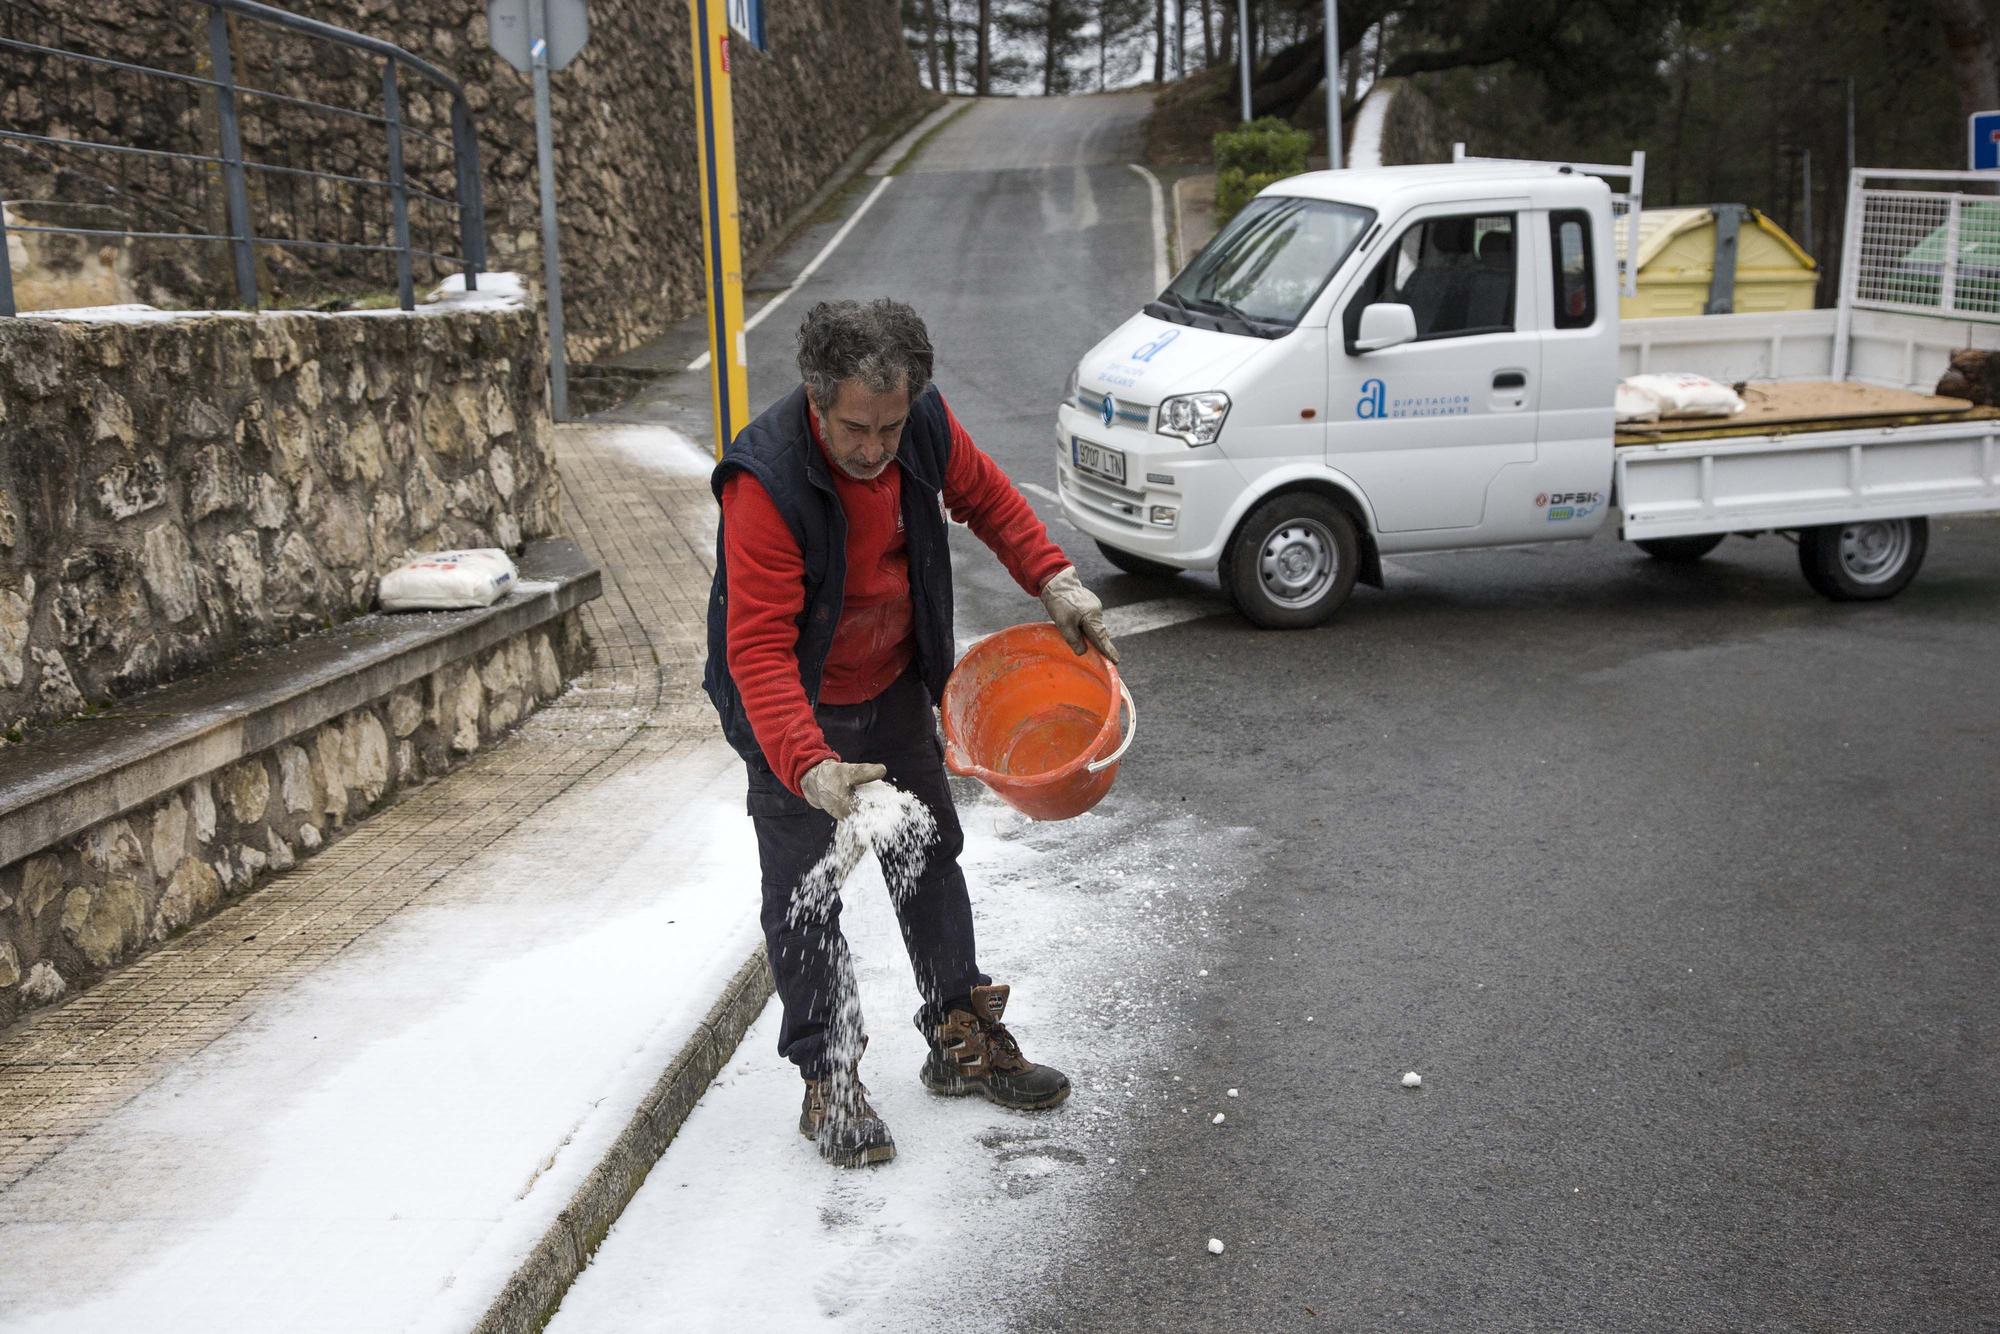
[{"x1": 1058, "y1": 164, "x2": 1621, "y2": 627}]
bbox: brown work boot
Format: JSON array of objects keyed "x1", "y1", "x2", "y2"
[
  {"x1": 799, "y1": 1056, "x2": 896, "y2": 1168},
  {"x1": 919, "y1": 983, "x2": 1072, "y2": 1110}
]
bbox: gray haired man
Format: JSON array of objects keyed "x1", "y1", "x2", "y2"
[{"x1": 702, "y1": 299, "x2": 1117, "y2": 1166}]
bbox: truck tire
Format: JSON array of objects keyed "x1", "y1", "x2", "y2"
[
  {"x1": 1095, "y1": 540, "x2": 1182, "y2": 580},
  {"x1": 1634, "y1": 534, "x2": 1726, "y2": 563},
  {"x1": 1221, "y1": 493, "x2": 1360, "y2": 629},
  {"x1": 1797, "y1": 517, "x2": 1929, "y2": 601}
]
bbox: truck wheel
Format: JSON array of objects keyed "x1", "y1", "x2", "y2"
[
  {"x1": 1634, "y1": 534, "x2": 1726, "y2": 563},
  {"x1": 1222, "y1": 494, "x2": 1360, "y2": 629},
  {"x1": 1095, "y1": 540, "x2": 1182, "y2": 580},
  {"x1": 1797, "y1": 517, "x2": 1929, "y2": 601}
]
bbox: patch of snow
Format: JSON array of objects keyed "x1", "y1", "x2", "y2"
[
  {"x1": 544, "y1": 798, "x2": 1250, "y2": 1333},
  {"x1": 1226, "y1": 1088, "x2": 1238, "y2": 1098},
  {"x1": 1207, "y1": 1238, "x2": 1225, "y2": 1255},
  {"x1": 1211, "y1": 1112, "x2": 1226, "y2": 1125},
  {"x1": 0, "y1": 739, "x2": 762, "y2": 1334},
  {"x1": 1401, "y1": 1071, "x2": 1422, "y2": 1089},
  {"x1": 20, "y1": 272, "x2": 526, "y2": 325},
  {"x1": 593, "y1": 423, "x2": 718, "y2": 479}
]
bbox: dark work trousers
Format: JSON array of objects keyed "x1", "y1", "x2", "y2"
[{"x1": 746, "y1": 667, "x2": 989, "y2": 1080}]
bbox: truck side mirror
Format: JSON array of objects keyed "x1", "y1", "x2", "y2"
[{"x1": 1355, "y1": 303, "x2": 1418, "y2": 352}]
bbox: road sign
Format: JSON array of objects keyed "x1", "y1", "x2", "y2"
[
  {"x1": 1970, "y1": 110, "x2": 2000, "y2": 170},
  {"x1": 488, "y1": 0, "x2": 588, "y2": 73},
  {"x1": 726, "y1": 0, "x2": 766, "y2": 52},
  {"x1": 691, "y1": 0, "x2": 750, "y2": 456}
]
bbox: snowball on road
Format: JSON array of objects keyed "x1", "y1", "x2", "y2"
[
  {"x1": 1212, "y1": 1112, "x2": 1226, "y2": 1125},
  {"x1": 1207, "y1": 1238, "x2": 1226, "y2": 1255},
  {"x1": 1402, "y1": 1071, "x2": 1423, "y2": 1088}
]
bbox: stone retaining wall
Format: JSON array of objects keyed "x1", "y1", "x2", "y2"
[
  {"x1": 11, "y1": 0, "x2": 927, "y2": 362},
  {"x1": 0, "y1": 287, "x2": 555, "y2": 738},
  {"x1": 0, "y1": 610, "x2": 589, "y2": 1029}
]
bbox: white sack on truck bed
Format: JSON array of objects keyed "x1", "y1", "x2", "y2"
[
  {"x1": 378, "y1": 549, "x2": 517, "y2": 611},
  {"x1": 1615, "y1": 381, "x2": 1662, "y2": 422},
  {"x1": 1622, "y1": 373, "x2": 1744, "y2": 419}
]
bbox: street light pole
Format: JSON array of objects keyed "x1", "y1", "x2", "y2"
[
  {"x1": 1236, "y1": 0, "x2": 1251, "y2": 121},
  {"x1": 1324, "y1": 0, "x2": 1341, "y2": 168},
  {"x1": 528, "y1": 0, "x2": 569, "y2": 421}
]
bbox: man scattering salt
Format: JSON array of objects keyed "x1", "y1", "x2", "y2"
[{"x1": 703, "y1": 298, "x2": 1118, "y2": 1168}]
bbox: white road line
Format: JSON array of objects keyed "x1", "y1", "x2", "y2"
[
  {"x1": 1102, "y1": 593, "x2": 1230, "y2": 638},
  {"x1": 1127, "y1": 162, "x2": 1170, "y2": 293},
  {"x1": 686, "y1": 175, "x2": 896, "y2": 373},
  {"x1": 1017, "y1": 480, "x2": 1079, "y2": 531}
]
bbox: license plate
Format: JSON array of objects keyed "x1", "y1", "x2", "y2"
[{"x1": 1072, "y1": 437, "x2": 1126, "y2": 485}]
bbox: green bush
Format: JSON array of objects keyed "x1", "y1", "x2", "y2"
[
  {"x1": 1215, "y1": 168, "x2": 1289, "y2": 222},
  {"x1": 1212, "y1": 117, "x2": 1310, "y2": 222}
]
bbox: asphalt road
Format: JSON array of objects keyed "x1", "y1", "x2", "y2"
[{"x1": 614, "y1": 95, "x2": 2000, "y2": 1330}]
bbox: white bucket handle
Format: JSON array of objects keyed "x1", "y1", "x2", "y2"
[{"x1": 1085, "y1": 680, "x2": 1137, "y2": 774}]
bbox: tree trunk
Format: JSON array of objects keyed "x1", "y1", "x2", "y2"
[
  {"x1": 1044, "y1": 0, "x2": 1059, "y2": 94},
  {"x1": 1174, "y1": 0, "x2": 1187, "y2": 76},
  {"x1": 1929, "y1": 0, "x2": 2000, "y2": 127},
  {"x1": 924, "y1": 0, "x2": 941, "y2": 91},
  {"x1": 1201, "y1": 0, "x2": 1213, "y2": 66},
  {"x1": 977, "y1": 0, "x2": 991, "y2": 95},
  {"x1": 1154, "y1": 0, "x2": 1166, "y2": 82},
  {"x1": 943, "y1": 0, "x2": 959, "y2": 92}
]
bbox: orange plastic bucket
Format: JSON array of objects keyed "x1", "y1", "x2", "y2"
[{"x1": 940, "y1": 623, "x2": 1136, "y2": 821}]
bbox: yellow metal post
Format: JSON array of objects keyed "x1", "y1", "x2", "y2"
[{"x1": 690, "y1": 0, "x2": 749, "y2": 458}]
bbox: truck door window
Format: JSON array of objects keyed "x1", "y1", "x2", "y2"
[
  {"x1": 1551, "y1": 211, "x2": 1595, "y2": 329},
  {"x1": 1343, "y1": 213, "x2": 1516, "y2": 349}
]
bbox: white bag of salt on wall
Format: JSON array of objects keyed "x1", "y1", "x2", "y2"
[{"x1": 378, "y1": 549, "x2": 517, "y2": 611}]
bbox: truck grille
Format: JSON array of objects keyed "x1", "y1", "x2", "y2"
[{"x1": 1074, "y1": 391, "x2": 1152, "y2": 427}]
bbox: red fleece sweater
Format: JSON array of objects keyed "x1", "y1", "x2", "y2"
[{"x1": 722, "y1": 397, "x2": 1069, "y2": 794}]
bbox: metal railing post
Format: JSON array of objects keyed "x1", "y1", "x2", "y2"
[
  {"x1": 206, "y1": 5, "x2": 258, "y2": 309},
  {"x1": 381, "y1": 56, "x2": 415, "y2": 310},
  {"x1": 450, "y1": 97, "x2": 483, "y2": 291},
  {"x1": 0, "y1": 191, "x2": 16, "y2": 317}
]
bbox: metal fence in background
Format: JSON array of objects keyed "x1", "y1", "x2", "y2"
[
  {"x1": 1843, "y1": 168, "x2": 2000, "y2": 322},
  {"x1": 0, "y1": 0, "x2": 485, "y2": 316}
]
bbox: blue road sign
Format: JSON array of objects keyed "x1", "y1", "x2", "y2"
[
  {"x1": 726, "y1": 0, "x2": 766, "y2": 51},
  {"x1": 1970, "y1": 111, "x2": 2000, "y2": 170}
]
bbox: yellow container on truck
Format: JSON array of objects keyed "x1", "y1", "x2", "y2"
[{"x1": 1620, "y1": 205, "x2": 1819, "y2": 318}]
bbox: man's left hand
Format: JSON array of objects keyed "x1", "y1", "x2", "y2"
[{"x1": 1040, "y1": 566, "x2": 1118, "y2": 662}]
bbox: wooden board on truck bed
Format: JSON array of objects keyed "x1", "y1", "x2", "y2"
[{"x1": 1615, "y1": 380, "x2": 2000, "y2": 447}]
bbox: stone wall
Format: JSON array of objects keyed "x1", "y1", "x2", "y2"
[
  {"x1": 6, "y1": 0, "x2": 928, "y2": 362},
  {"x1": 0, "y1": 611, "x2": 589, "y2": 1029},
  {"x1": 0, "y1": 285, "x2": 557, "y2": 739}
]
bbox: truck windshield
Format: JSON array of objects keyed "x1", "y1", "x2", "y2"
[{"x1": 1152, "y1": 196, "x2": 1373, "y2": 337}]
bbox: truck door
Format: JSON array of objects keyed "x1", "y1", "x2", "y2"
[{"x1": 1328, "y1": 205, "x2": 1540, "y2": 534}]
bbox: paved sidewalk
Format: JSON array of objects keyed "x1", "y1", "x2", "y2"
[{"x1": 0, "y1": 421, "x2": 761, "y2": 1332}]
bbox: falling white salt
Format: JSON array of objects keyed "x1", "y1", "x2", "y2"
[
  {"x1": 1226, "y1": 1088, "x2": 1239, "y2": 1099},
  {"x1": 1401, "y1": 1071, "x2": 1422, "y2": 1088},
  {"x1": 787, "y1": 782, "x2": 938, "y2": 1100},
  {"x1": 1211, "y1": 1112, "x2": 1225, "y2": 1125},
  {"x1": 1207, "y1": 1238, "x2": 1225, "y2": 1255}
]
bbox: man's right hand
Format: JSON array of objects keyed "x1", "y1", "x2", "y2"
[{"x1": 801, "y1": 759, "x2": 889, "y2": 821}]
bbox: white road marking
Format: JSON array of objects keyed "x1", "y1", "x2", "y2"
[
  {"x1": 1017, "y1": 480, "x2": 1079, "y2": 531},
  {"x1": 1102, "y1": 593, "x2": 1229, "y2": 638},
  {"x1": 1127, "y1": 162, "x2": 1170, "y2": 293},
  {"x1": 686, "y1": 175, "x2": 896, "y2": 372}
]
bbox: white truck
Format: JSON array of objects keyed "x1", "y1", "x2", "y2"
[{"x1": 1057, "y1": 161, "x2": 2000, "y2": 627}]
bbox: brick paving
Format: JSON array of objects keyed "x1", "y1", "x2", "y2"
[{"x1": 0, "y1": 422, "x2": 728, "y2": 1192}]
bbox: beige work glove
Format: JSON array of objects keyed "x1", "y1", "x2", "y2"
[
  {"x1": 800, "y1": 759, "x2": 888, "y2": 821},
  {"x1": 1039, "y1": 566, "x2": 1118, "y2": 663}
]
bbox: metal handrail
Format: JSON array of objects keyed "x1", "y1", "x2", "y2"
[{"x1": 0, "y1": 0, "x2": 486, "y2": 316}]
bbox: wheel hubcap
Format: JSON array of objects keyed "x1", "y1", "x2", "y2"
[
  {"x1": 1258, "y1": 519, "x2": 1336, "y2": 607},
  {"x1": 1837, "y1": 520, "x2": 1912, "y2": 584}
]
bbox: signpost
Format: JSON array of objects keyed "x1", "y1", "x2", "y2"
[
  {"x1": 1970, "y1": 110, "x2": 2000, "y2": 171},
  {"x1": 690, "y1": 0, "x2": 758, "y2": 457},
  {"x1": 489, "y1": 0, "x2": 587, "y2": 421}
]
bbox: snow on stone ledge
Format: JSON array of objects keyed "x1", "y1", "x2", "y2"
[{"x1": 19, "y1": 272, "x2": 527, "y2": 324}]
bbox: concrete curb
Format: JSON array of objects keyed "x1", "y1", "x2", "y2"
[{"x1": 472, "y1": 945, "x2": 775, "y2": 1334}]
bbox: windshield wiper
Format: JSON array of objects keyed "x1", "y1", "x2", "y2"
[
  {"x1": 1148, "y1": 290, "x2": 1198, "y2": 325},
  {"x1": 1186, "y1": 294, "x2": 1277, "y2": 336}
]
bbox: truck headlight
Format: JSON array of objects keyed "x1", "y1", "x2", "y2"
[
  {"x1": 1063, "y1": 362, "x2": 1080, "y2": 406},
  {"x1": 1157, "y1": 392, "x2": 1230, "y2": 447}
]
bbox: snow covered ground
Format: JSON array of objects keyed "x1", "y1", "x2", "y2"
[
  {"x1": 544, "y1": 791, "x2": 1248, "y2": 1331},
  {"x1": 0, "y1": 737, "x2": 762, "y2": 1334}
]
